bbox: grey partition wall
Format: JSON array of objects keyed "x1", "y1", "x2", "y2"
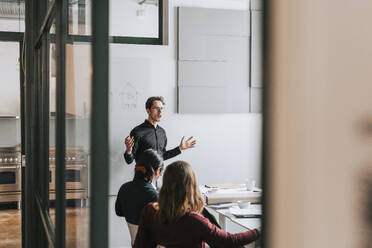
[{"x1": 177, "y1": 7, "x2": 251, "y2": 113}]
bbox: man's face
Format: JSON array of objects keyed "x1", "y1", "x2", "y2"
[{"x1": 147, "y1": 100, "x2": 164, "y2": 123}]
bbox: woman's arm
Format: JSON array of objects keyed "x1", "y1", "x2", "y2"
[{"x1": 196, "y1": 213, "x2": 260, "y2": 247}]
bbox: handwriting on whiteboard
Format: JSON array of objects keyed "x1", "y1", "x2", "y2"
[{"x1": 119, "y1": 82, "x2": 140, "y2": 111}]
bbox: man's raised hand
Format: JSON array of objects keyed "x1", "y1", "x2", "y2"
[{"x1": 179, "y1": 136, "x2": 196, "y2": 151}]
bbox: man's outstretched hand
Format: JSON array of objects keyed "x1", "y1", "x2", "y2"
[{"x1": 179, "y1": 136, "x2": 196, "y2": 151}]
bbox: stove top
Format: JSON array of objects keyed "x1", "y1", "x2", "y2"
[{"x1": 0, "y1": 145, "x2": 21, "y2": 166}]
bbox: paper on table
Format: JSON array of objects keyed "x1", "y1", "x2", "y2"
[
  {"x1": 205, "y1": 188, "x2": 261, "y2": 204},
  {"x1": 205, "y1": 183, "x2": 246, "y2": 189},
  {"x1": 208, "y1": 202, "x2": 237, "y2": 209},
  {"x1": 229, "y1": 206, "x2": 262, "y2": 217}
]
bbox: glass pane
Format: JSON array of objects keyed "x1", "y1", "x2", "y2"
[
  {"x1": 0, "y1": 0, "x2": 25, "y2": 32},
  {"x1": 49, "y1": 25, "x2": 56, "y2": 220},
  {"x1": 65, "y1": 41, "x2": 91, "y2": 247},
  {"x1": 110, "y1": 0, "x2": 158, "y2": 37},
  {"x1": 68, "y1": 0, "x2": 91, "y2": 36},
  {"x1": 0, "y1": 41, "x2": 21, "y2": 247},
  {"x1": 69, "y1": 0, "x2": 159, "y2": 37}
]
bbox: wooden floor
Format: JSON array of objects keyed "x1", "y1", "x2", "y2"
[
  {"x1": 0, "y1": 207, "x2": 89, "y2": 248},
  {"x1": 0, "y1": 209, "x2": 21, "y2": 248}
]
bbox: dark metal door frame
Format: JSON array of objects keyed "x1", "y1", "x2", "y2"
[
  {"x1": 90, "y1": 1, "x2": 109, "y2": 247},
  {"x1": 23, "y1": 0, "x2": 109, "y2": 247}
]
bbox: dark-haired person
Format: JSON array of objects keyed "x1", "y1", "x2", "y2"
[
  {"x1": 115, "y1": 149, "x2": 164, "y2": 246},
  {"x1": 134, "y1": 161, "x2": 260, "y2": 248},
  {"x1": 124, "y1": 96, "x2": 196, "y2": 165}
]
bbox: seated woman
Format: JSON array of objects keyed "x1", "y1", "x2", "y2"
[
  {"x1": 115, "y1": 149, "x2": 164, "y2": 246},
  {"x1": 134, "y1": 161, "x2": 260, "y2": 248}
]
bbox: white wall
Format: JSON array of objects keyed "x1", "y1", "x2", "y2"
[{"x1": 108, "y1": 0, "x2": 260, "y2": 247}]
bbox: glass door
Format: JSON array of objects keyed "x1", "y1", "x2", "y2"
[
  {"x1": 23, "y1": 0, "x2": 109, "y2": 247},
  {"x1": 0, "y1": 40, "x2": 22, "y2": 248}
]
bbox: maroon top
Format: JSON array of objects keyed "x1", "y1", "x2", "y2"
[{"x1": 134, "y1": 203, "x2": 260, "y2": 248}]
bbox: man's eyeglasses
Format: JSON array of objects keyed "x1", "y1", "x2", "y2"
[{"x1": 151, "y1": 107, "x2": 164, "y2": 112}]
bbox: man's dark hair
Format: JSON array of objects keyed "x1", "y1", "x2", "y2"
[
  {"x1": 134, "y1": 149, "x2": 164, "y2": 182},
  {"x1": 145, "y1": 96, "x2": 165, "y2": 110}
]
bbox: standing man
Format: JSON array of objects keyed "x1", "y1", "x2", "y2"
[{"x1": 124, "y1": 96, "x2": 196, "y2": 164}]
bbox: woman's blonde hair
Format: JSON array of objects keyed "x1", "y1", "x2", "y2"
[{"x1": 157, "y1": 161, "x2": 204, "y2": 223}]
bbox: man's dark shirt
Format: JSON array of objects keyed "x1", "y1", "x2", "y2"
[
  {"x1": 124, "y1": 120, "x2": 181, "y2": 164},
  {"x1": 115, "y1": 178, "x2": 158, "y2": 225}
]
